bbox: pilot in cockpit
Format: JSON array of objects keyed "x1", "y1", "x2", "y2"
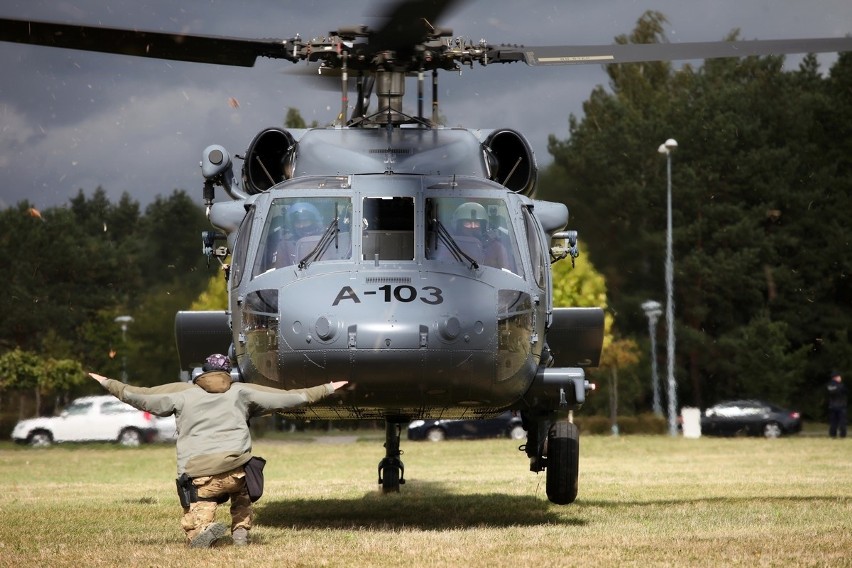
[
  {"x1": 446, "y1": 201, "x2": 511, "y2": 270},
  {"x1": 268, "y1": 202, "x2": 324, "y2": 269},
  {"x1": 286, "y1": 202, "x2": 323, "y2": 240}
]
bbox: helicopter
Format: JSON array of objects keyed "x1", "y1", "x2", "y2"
[{"x1": 2, "y1": 0, "x2": 851, "y2": 506}]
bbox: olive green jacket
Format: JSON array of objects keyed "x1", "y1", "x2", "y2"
[{"x1": 102, "y1": 373, "x2": 335, "y2": 477}]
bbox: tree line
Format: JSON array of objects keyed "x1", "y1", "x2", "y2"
[
  {"x1": 540, "y1": 12, "x2": 852, "y2": 419},
  {"x1": 0, "y1": 188, "x2": 216, "y2": 417},
  {"x1": 0, "y1": 108, "x2": 309, "y2": 422}
]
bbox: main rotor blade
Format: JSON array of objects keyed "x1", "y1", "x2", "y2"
[
  {"x1": 0, "y1": 18, "x2": 294, "y2": 67},
  {"x1": 494, "y1": 37, "x2": 852, "y2": 66}
]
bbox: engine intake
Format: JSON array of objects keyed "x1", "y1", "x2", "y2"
[
  {"x1": 483, "y1": 129, "x2": 537, "y2": 196},
  {"x1": 242, "y1": 127, "x2": 296, "y2": 194}
]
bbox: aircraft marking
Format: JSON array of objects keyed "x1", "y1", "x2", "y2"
[{"x1": 332, "y1": 285, "x2": 444, "y2": 306}]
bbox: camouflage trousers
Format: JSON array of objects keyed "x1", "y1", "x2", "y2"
[{"x1": 181, "y1": 466, "x2": 253, "y2": 543}]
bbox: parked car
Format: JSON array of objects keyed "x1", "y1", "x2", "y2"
[
  {"x1": 700, "y1": 399, "x2": 802, "y2": 438},
  {"x1": 11, "y1": 395, "x2": 176, "y2": 447},
  {"x1": 407, "y1": 411, "x2": 526, "y2": 442}
]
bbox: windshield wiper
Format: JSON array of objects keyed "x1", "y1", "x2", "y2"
[
  {"x1": 432, "y1": 219, "x2": 479, "y2": 270},
  {"x1": 298, "y1": 217, "x2": 340, "y2": 270}
]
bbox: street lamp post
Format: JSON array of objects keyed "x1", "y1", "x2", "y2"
[
  {"x1": 641, "y1": 300, "x2": 663, "y2": 417},
  {"x1": 114, "y1": 315, "x2": 134, "y2": 382},
  {"x1": 658, "y1": 138, "x2": 678, "y2": 436}
]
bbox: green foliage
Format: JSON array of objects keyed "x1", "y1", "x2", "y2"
[
  {"x1": 0, "y1": 189, "x2": 213, "y2": 388},
  {"x1": 551, "y1": 251, "x2": 644, "y2": 415},
  {"x1": 710, "y1": 314, "x2": 808, "y2": 403},
  {"x1": 285, "y1": 107, "x2": 319, "y2": 129},
  {"x1": 190, "y1": 273, "x2": 229, "y2": 311},
  {"x1": 1, "y1": 198, "x2": 124, "y2": 353},
  {"x1": 541, "y1": 12, "x2": 852, "y2": 417},
  {"x1": 42, "y1": 358, "x2": 87, "y2": 395},
  {"x1": 551, "y1": 246, "x2": 607, "y2": 309},
  {"x1": 0, "y1": 349, "x2": 86, "y2": 415},
  {"x1": 0, "y1": 348, "x2": 41, "y2": 392}
]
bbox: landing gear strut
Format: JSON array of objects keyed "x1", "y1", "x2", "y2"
[{"x1": 378, "y1": 420, "x2": 406, "y2": 492}]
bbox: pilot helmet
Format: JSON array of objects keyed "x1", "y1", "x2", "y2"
[
  {"x1": 452, "y1": 202, "x2": 487, "y2": 237},
  {"x1": 287, "y1": 202, "x2": 322, "y2": 238}
]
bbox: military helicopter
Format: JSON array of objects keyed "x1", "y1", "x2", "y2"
[{"x1": 2, "y1": 0, "x2": 851, "y2": 506}]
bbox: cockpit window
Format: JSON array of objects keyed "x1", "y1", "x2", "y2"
[
  {"x1": 425, "y1": 197, "x2": 524, "y2": 276},
  {"x1": 361, "y1": 196, "x2": 415, "y2": 261},
  {"x1": 230, "y1": 206, "x2": 255, "y2": 288},
  {"x1": 522, "y1": 206, "x2": 546, "y2": 288},
  {"x1": 252, "y1": 197, "x2": 352, "y2": 276}
]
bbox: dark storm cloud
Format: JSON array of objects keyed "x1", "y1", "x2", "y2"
[{"x1": 1, "y1": 0, "x2": 851, "y2": 209}]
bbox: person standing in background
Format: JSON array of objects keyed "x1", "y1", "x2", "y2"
[{"x1": 827, "y1": 371, "x2": 847, "y2": 439}]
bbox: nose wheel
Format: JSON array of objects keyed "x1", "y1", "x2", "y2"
[
  {"x1": 522, "y1": 413, "x2": 580, "y2": 505},
  {"x1": 378, "y1": 420, "x2": 406, "y2": 493},
  {"x1": 545, "y1": 420, "x2": 579, "y2": 505}
]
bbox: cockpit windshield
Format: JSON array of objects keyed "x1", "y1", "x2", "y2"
[
  {"x1": 253, "y1": 197, "x2": 352, "y2": 276},
  {"x1": 425, "y1": 197, "x2": 524, "y2": 276}
]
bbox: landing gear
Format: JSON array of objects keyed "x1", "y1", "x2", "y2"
[
  {"x1": 545, "y1": 420, "x2": 579, "y2": 505},
  {"x1": 378, "y1": 420, "x2": 406, "y2": 493},
  {"x1": 523, "y1": 413, "x2": 580, "y2": 505}
]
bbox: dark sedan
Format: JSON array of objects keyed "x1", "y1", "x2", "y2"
[
  {"x1": 700, "y1": 400, "x2": 802, "y2": 438},
  {"x1": 406, "y1": 411, "x2": 526, "y2": 442}
]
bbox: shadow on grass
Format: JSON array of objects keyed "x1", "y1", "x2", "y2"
[{"x1": 258, "y1": 481, "x2": 584, "y2": 530}]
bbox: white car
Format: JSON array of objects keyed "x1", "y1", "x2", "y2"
[{"x1": 11, "y1": 395, "x2": 176, "y2": 447}]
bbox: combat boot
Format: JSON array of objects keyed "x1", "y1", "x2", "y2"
[
  {"x1": 189, "y1": 522, "x2": 227, "y2": 548},
  {"x1": 232, "y1": 527, "x2": 250, "y2": 547}
]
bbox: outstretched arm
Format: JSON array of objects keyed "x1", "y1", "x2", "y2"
[
  {"x1": 88, "y1": 372, "x2": 187, "y2": 416},
  {"x1": 244, "y1": 380, "x2": 349, "y2": 414}
]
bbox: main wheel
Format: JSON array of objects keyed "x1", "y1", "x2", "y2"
[
  {"x1": 118, "y1": 428, "x2": 143, "y2": 447},
  {"x1": 546, "y1": 421, "x2": 579, "y2": 505}
]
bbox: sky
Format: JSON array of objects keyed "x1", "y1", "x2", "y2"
[{"x1": 1, "y1": 0, "x2": 851, "y2": 210}]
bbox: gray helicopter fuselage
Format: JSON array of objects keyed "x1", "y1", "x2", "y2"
[
  {"x1": 230, "y1": 175, "x2": 546, "y2": 420},
  {"x1": 199, "y1": 126, "x2": 598, "y2": 422}
]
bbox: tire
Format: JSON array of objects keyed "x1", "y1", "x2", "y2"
[
  {"x1": 508, "y1": 424, "x2": 527, "y2": 440},
  {"x1": 763, "y1": 422, "x2": 782, "y2": 439},
  {"x1": 381, "y1": 463, "x2": 400, "y2": 493},
  {"x1": 426, "y1": 427, "x2": 446, "y2": 442},
  {"x1": 546, "y1": 421, "x2": 579, "y2": 505},
  {"x1": 118, "y1": 428, "x2": 143, "y2": 447},
  {"x1": 28, "y1": 430, "x2": 53, "y2": 447}
]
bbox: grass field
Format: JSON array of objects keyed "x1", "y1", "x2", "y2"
[{"x1": 1, "y1": 433, "x2": 851, "y2": 567}]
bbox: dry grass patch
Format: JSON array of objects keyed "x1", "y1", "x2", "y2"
[{"x1": 1, "y1": 435, "x2": 850, "y2": 567}]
